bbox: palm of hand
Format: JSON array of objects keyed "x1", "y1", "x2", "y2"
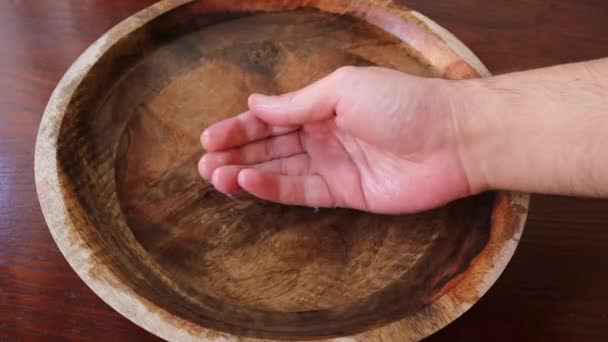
[
  {"x1": 290, "y1": 120, "x2": 469, "y2": 213},
  {"x1": 200, "y1": 113, "x2": 469, "y2": 214}
]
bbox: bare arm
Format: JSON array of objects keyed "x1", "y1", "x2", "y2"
[{"x1": 455, "y1": 58, "x2": 608, "y2": 197}]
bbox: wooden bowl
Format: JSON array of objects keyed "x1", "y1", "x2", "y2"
[{"x1": 35, "y1": 1, "x2": 529, "y2": 341}]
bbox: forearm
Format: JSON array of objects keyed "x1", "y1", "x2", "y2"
[{"x1": 454, "y1": 58, "x2": 608, "y2": 196}]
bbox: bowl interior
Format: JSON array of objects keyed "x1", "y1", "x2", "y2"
[{"x1": 55, "y1": 5, "x2": 495, "y2": 340}]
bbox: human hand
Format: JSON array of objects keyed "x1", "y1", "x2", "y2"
[{"x1": 198, "y1": 66, "x2": 476, "y2": 214}]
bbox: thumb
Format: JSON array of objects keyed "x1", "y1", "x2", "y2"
[{"x1": 248, "y1": 67, "x2": 351, "y2": 125}]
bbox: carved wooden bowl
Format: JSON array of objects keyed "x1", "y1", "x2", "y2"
[{"x1": 35, "y1": 1, "x2": 529, "y2": 341}]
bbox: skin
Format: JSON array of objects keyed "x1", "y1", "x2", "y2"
[{"x1": 199, "y1": 58, "x2": 608, "y2": 214}]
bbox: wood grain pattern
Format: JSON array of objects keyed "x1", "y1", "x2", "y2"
[
  {"x1": 34, "y1": 0, "x2": 528, "y2": 341},
  {"x1": 2, "y1": 1, "x2": 608, "y2": 341}
]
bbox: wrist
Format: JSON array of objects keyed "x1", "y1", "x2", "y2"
[
  {"x1": 444, "y1": 59, "x2": 608, "y2": 197},
  {"x1": 444, "y1": 78, "x2": 502, "y2": 194}
]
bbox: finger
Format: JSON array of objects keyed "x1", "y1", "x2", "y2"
[
  {"x1": 237, "y1": 169, "x2": 334, "y2": 208},
  {"x1": 204, "y1": 154, "x2": 312, "y2": 194},
  {"x1": 247, "y1": 67, "x2": 356, "y2": 126},
  {"x1": 210, "y1": 165, "x2": 242, "y2": 194},
  {"x1": 259, "y1": 154, "x2": 311, "y2": 176},
  {"x1": 236, "y1": 154, "x2": 311, "y2": 176},
  {"x1": 198, "y1": 132, "x2": 303, "y2": 179},
  {"x1": 201, "y1": 110, "x2": 297, "y2": 152}
]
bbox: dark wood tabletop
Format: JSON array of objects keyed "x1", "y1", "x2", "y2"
[{"x1": 1, "y1": 1, "x2": 607, "y2": 341}]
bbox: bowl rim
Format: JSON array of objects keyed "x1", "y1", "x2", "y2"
[{"x1": 34, "y1": 0, "x2": 529, "y2": 341}]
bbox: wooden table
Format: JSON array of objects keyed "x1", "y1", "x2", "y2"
[{"x1": 1, "y1": 1, "x2": 607, "y2": 341}]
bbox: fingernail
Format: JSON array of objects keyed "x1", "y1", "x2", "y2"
[
  {"x1": 237, "y1": 168, "x2": 254, "y2": 187},
  {"x1": 201, "y1": 129, "x2": 211, "y2": 149},
  {"x1": 211, "y1": 168, "x2": 222, "y2": 185},
  {"x1": 199, "y1": 154, "x2": 217, "y2": 178},
  {"x1": 250, "y1": 93, "x2": 279, "y2": 109}
]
